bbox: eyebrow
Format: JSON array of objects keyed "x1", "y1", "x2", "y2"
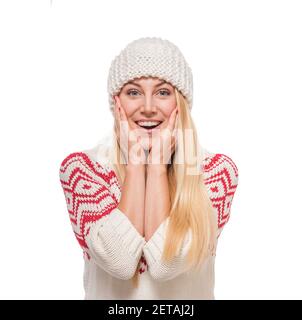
[{"x1": 126, "y1": 80, "x2": 168, "y2": 88}]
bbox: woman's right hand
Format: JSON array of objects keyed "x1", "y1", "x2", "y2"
[{"x1": 114, "y1": 95, "x2": 147, "y2": 166}]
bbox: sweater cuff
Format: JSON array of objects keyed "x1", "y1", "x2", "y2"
[
  {"x1": 94, "y1": 208, "x2": 146, "y2": 259},
  {"x1": 143, "y1": 217, "x2": 170, "y2": 266}
]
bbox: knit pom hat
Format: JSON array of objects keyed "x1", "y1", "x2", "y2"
[{"x1": 107, "y1": 37, "x2": 193, "y2": 115}]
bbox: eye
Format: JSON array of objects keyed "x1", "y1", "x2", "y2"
[
  {"x1": 127, "y1": 89, "x2": 140, "y2": 96},
  {"x1": 158, "y1": 89, "x2": 170, "y2": 96}
]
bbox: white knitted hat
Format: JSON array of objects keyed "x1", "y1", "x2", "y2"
[{"x1": 107, "y1": 37, "x2": 193, "y2": 115}]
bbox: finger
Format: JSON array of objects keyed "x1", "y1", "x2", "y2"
[
  {"x1": 114, "y1": 98, "x2": 123, "y2": 144},
  {"x1": 167, "y1": 108, "x2": 178, "y2": 132},
  {"x1": 119, "y1": 105, "x2": 127, "y2": 122},
  {"x1": 114, "y1": 116, "x2": 120, "y2": 142},
  {"x1": 169, "y1": 107, "x2": 177, "y2": 122},
  {"x1": 114, "y1": 96, "x2": 121, "y2": 121},
  {"x1": 119, "y1": 106, "x2": 130, "y2": 142},
  {"x1": 117, "y1": 103, "x2": 133, "y2": 149},
  {"x1": 115, "y1": 96, "x2": 123, "y2": 115},
  {"x1": 116, "y1": 98, "x2": 128, "y2": 123},
  {"x1": 115, "y1": 96, "x2": 128, "y2": 134},
  {"x1": 174, "y1": 114, "x2": 179, "y2": 133},
  {"x1": 115, "y1": 95, "x2": 121, "y2": 108},
  {"x1": 113, "y1": 101, "x2": 118, "y2": 125},
  {"x1": 174, "y1": 129, "x2": 178, "y2": 143},
  {"x1": 114, "y1": 100, "x2": 120, "y2": 129}
]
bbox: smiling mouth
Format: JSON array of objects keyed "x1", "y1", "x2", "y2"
[{"x1": 135, "y1": 121, "x2": 163, "y2": 130}]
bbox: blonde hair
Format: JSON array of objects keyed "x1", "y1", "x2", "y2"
[{"x1": 111, "y1": 87, "x2": 218, "y2": 288}]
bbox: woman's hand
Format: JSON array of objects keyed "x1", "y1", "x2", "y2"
[
  {"x1": 147, "y1": 107, "x2": 179, "y2": 167},
  {"x1": 114, "y1": 95, "x2": 147, "y2": 166}
]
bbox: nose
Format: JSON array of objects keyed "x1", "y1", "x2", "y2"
[{"x1": 141, "y1": 95, "x2": 157, "y2": 115}]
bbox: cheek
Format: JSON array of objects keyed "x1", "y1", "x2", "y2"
[
  {"x1": 119, "y1": 96, "x2": 137, "y2": 115},
  {"x1": 159, "y1": 96, "x2": 176, "y2": 115}
]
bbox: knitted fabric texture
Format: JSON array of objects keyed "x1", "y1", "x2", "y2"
[
  {"x1": 107, "y1": 37, "x2": 193, "y2": 116},
  {"x1": 59, "y1": 144, "x2": 239, "y2": 299}
]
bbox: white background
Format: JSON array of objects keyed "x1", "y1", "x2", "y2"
[{"x1": 0, "y1": 0, "x2": 301, "y2": 299}]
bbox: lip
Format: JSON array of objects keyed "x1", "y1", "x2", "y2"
[
  {"x1": 135, "y1": 121, "x2": 163, "y2": 133},
  {"x1": 135, "y1": 119, "x2": 163, "y2": 122}
]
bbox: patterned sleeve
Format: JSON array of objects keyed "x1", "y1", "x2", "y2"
[
  {"x1": 203, "y1": 153, "x2": 239, "y2": 239},
  {"x1": 142, "y1": 152, "x2": 239, "y2": 281},
  {"x1": 59, "y1": 152, "x2": 146, "y2": 280},
  {"x1": 142, "y1": 216, "x2": 194, "y2": 281}
]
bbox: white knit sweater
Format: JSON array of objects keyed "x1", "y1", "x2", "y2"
[{"x1": 59, "y1": 137, "x2": 239, "y2": 300}]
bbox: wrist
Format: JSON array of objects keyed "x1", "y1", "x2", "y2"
[
  {"x1": 147, "y1": 164, "x2": 168, "y2": 175},
  {"x1": 126, "y1": 163, "x2": 146, "y2": 173}
]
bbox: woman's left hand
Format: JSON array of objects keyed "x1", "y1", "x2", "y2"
[{"x1": 147, "y1": 107, "x2": 179, "y2": 167}]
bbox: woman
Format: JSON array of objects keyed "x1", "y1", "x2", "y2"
[{"x1": 59, "y1": 37, "x2": 239, "y2": 300}]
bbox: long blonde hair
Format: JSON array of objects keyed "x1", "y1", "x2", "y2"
[{"x1": 111, "y1": 87, "x2": 217, "y2": 288}]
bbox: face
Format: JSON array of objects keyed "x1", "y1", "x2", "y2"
[{"x1": 114, "y1": 76, "x2": 177, "y2": 133}]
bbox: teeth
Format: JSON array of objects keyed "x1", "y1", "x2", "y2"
[{"x1": 137, "y1": 121, "x2": 161, "y2": 127}]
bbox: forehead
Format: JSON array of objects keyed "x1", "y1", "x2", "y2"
[{"x1": 125, "y1": 76, "x2": 173, "y2": 87}]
